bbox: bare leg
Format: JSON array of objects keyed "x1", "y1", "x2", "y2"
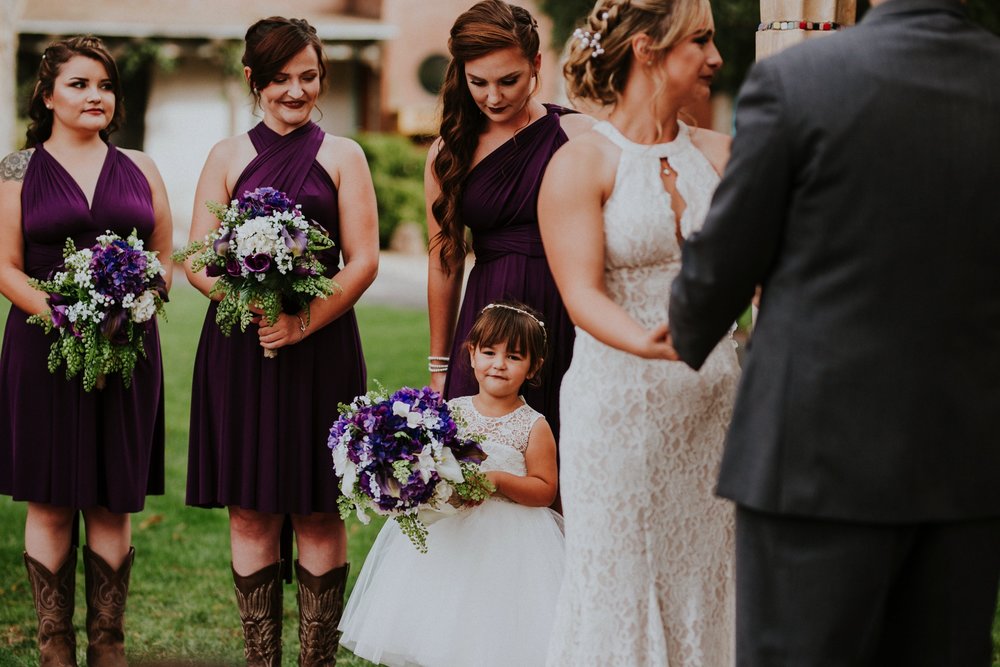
[
  {"x1": 81, "y1": 506, "x2": 131, "y2": 569},
  {"x1": 291, "y1": 512, "x2": 346, "y2": 573},
  {"x1": 229, "y1": 506, "x2": 283, "y2": 575},
  {"x1": 25, "y1": 502, "x2": 76, "y2": 570}
]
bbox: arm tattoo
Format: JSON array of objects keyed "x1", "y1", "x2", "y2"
[{"x1": 0, "y1": 149, "x2": 34, "y2": 182}]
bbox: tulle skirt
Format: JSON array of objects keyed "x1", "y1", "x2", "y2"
[{"x1": 340, "y1": 499, "x2": 565, "y2": 667}]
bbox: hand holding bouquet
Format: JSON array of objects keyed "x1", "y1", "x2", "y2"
[
  {"x1": 173, "y1": 187, "x2": 340, "y2": 357},
  {"x1": 328, "y1": 385, "x2": 495, "y2": 553},
  {"x1": 27, "y1": 230, "x2": 167, "y2": 392}
]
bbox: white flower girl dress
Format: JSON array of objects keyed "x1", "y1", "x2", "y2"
[{"x1": 339, "y1": 396, "x2": 565, "y2": 667}]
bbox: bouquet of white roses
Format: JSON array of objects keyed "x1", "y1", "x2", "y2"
[
  {"x1": 27, "y1": 229, "x2": 167, "y2": 391},
  {"x1": 328, "y1": 385, "x2": 494, "y2": 553},
  {"x1": 173, "y1": 187, "x2": 339, "y2": 357}
]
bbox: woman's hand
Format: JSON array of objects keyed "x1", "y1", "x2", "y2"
[
  {"x1": 258, "y1": 312, "x2": 305, "y2": 352},
  {"x1": 632, "y1": 323, "x2": 679, "y2": 361}
]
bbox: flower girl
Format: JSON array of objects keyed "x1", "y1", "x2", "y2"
[{"x1": 339, "y1": 302, "x2": 563, "y2": 666}]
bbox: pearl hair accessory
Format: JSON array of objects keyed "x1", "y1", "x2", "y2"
[
  {"x1": 481, "y1": 303, "x2": 548, "y2": 346},
  {"x1": 573, "y1": 28, "x2": 605, "y2": 58}
]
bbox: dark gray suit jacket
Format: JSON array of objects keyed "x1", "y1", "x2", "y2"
[{"x1": 669, "y1": 0, "x2": 1000, "y2": 522}]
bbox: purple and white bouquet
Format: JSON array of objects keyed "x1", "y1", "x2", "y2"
[
  {"x1": 173, "y1": 187, "x2": 339, "y2": 357},
  {"x1": 27, "y1": 230, "x2": 167, "y2": 392},
  {"x1": 328, "y1": 385, "x2": 494, "y2": 553}
]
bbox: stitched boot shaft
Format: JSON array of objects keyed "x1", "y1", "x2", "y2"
[
  {"x1": 232, "y1": 562, "x2": 283, "y2": 667},
  {"x1": 83, "y1": 546, "x2": 134, "y2": 667},
  {"x1": 295, "y1": 561, "x2": 349, "y2": 667},
  {"x1": 24, "y1": 550, "x2": 78, "y2": 667}
]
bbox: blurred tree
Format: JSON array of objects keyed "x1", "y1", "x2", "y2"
[{"x1": 539, "y1": 0, "x2": 999, "y2": 96}]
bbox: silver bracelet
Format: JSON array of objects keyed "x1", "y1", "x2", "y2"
[{"x1": 428, "y1": 364, "x2": 449, "y2": 373}]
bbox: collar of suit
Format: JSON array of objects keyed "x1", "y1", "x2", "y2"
[{"x1": 865, "y1": 0, "x2": 968, "y2": 23}]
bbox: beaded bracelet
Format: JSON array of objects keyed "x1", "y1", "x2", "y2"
[
  {"x1": 757, "y1": 21, "x2": 841, "y2": 31},
  {"x1": 428, "y1": 355, "x2": 449, "y2": 373}
]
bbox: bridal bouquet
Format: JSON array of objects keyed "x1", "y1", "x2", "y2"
[
  {"x1": 172, "y1": 187, "x2": 339, "y2": 357},
  {"x1": 328, "y1": 385, "x2": 494, "y2": 552},
  {"x1": 27, "y1": 230, "x2": 167, "y2": 392}
]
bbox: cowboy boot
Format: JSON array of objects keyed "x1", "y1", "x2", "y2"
[
  {"x1": 232, "y1": 561, "x2": 283, "y2": 667},
  {"x1": 24, "y1": 549, "x2": 78, "y2": 667},
  {"x1": 83, "y1": 545, "x2": 134, "y2": 667},
  {"x1": 295, "y1": 560, "x2": 349, "y2": 667}
]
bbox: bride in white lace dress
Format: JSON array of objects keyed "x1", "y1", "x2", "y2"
[{"x1": 539, "y1": 1, "x2": 740, "y2": 665}]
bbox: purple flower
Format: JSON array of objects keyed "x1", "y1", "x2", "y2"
[
  {"x1": 50, "y1": 304, "x2": 69, "y2": 329},
  {"x1": 244, "y1": 253, "x2": 271, "y2": 273},
  {"x1": 225, "y1": 257, "x2": 243, "y2": 277},
  {"x1": 213, "y1": 230, "x2": 231, "y2": 256},
  {"x1": 99, "y1": 308, "x2": 130, "y2": 345},
  {"x1": 281, "y1": 227, "x2": 308, "y2": 257},
  {"x1": 205, "y1": 262, "x2": 224, "y2": 277}
]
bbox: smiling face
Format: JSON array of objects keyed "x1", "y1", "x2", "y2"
[
  {"x1": 660, "y1": 24, "x2": 723, "y2": 107},
  {"x1": 469, "y1": 340, "x2": 534, "y2": 402},
  {"x1": 251, "y1": 46, "x2": 322, "y2": 133},
  {"x1": 463, "y1": 45, "x2": 539, "y2": 126},
  {"x1": 44, "y1": 55, "x2": 115, "y2": 136}
]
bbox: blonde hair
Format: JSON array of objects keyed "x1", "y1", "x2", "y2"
[{"x1": 563, "y1": 0, "x2": 713, "y2": 106}]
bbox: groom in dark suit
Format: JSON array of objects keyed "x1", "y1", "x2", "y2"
[{"x1": 667, "y1": 0, "x2": 1000, "y2": 664}]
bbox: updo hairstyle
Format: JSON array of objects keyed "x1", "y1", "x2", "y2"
[
  {"x1": 25, "y1": 36, "x2": 125, "y2": 148},
  {"x1": 242, "y1": 17, "x2": 327, "y2": 102},
  {"x1": 563, "y1": 0, "x2": 713, "y2": 106}
]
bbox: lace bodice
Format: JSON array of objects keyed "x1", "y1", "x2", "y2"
[
  {"x1": 594, "y1": 120, "x2": 720, "y2": 330},
  {"x1": 448, "y1": 396, "x2": 541, "y2": 477}
]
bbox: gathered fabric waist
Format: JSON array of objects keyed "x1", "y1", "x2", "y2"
[{"x1": 472, "y1": 225, "x2": 545, "y2": 263}]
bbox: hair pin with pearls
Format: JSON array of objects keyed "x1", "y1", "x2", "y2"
[{"x1": 573, "y1": 28, "x2": 605, "y2": 58}]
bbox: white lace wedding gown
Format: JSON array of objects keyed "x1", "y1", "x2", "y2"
[
  {"x1": 339, "y1": 396, "x2": 565, "y2": 667},
  {"x1": 546, "y1": 121, "x2": 740, "y2": 667}
]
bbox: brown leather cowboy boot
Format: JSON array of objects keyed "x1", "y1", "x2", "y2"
[
  {"x1": 24, "y1": 549, "x2": 78, "y2": 667},
  {"x1": 295, "y1": 560, "x2": 349, "y2": 667},
  {"x1": 232, "y1": 561, "x2": 283, "y2": 667},
  {"x1": 83, "y1": 545, "x2": 134, "y2": 667}
]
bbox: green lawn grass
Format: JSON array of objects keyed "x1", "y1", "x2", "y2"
[{"x1": 0, "y1": 288, "x2": 998, "y2": 666}]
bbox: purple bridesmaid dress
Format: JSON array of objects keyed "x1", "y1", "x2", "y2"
[
  {"x1": 186, "y1": 121, "x2": 366, "y2": 514},
  {"x1": 444, "y1": 104, "x2": 575, "y2": 439},
  {"x1": 0, "y1": 144, "x2": 165, "y2": 513}
]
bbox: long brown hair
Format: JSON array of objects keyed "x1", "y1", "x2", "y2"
[
  {"x1": 432, "y1": 0, "x2": 540, "y2": 273},
  {"x1": 25, "y1": 36, "x2": 125, "y2": 148},
  {"x1": 243, "y1": 17, "x2": 328, "y2": 102}
]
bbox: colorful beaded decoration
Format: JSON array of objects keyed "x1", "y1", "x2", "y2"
[{"x1": 757, "y1": 21, "x2": 841, "y2": 31}]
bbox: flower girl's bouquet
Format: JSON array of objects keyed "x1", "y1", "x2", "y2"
[
  {"x1": 27, "y1": 230, "x2": 168, "y2": 391},
  {"x1": 328, "y1": 385, "x2": 495, "y2": 552},
  {"x1": 172, "y1": 187, "x2": 339, "y2": 357}
]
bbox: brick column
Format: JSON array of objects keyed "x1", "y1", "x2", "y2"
[
  {"x1": 757, "y1": 0, "x2": 857, "y2": 59},
  {"x1": 0, "y1": 0, "x2": 25, "y2": 152}
]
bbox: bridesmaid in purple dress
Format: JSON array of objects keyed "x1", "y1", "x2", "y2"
[
  {"x1": 426, "y1": 0, "x2": 593, "y2": 442},
  {"x1": 182, "y1": 17, "x2": 378, "y2": 665},
  {"x1": 0, "y1": 37, "x2": 173, "y2": 667}
]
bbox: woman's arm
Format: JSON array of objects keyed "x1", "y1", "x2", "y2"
[
  {"x1": 257, "y1": 136, "x2": 379, "y2": 352},
  {"x1": 184, "y1": 139, "x2": 238, "y2": 298},
  {"x1": 538, "y1": 137, "x2": 675, "y2": 360},
  {"x1": 123, "y1": 149, "x2": 174, "y2": 291},
  {"x1": 485, "y1": 417, "x2": 558, "y2": 507},
  {"x1": 0, "y1": 150, "x2": 48, "y2": 316},
  {"x1": 424, "y1": 139, "x2": 464, "y2": 392}
]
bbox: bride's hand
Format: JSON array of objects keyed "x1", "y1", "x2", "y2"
[{"x1": 633, "y1": 323, "x2": 679, "y2": 361}]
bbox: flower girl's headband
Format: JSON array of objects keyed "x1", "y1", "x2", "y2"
[{"x1": 481, "y1": 303, "x2": 547, "y2": 345}]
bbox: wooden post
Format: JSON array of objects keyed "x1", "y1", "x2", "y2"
[
  {"x1": 757, "y1": 0, "x2": 858, "y2": 60},
  {"x1": 0, "y1": 0, "x2": 25, "y2": 153}
]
